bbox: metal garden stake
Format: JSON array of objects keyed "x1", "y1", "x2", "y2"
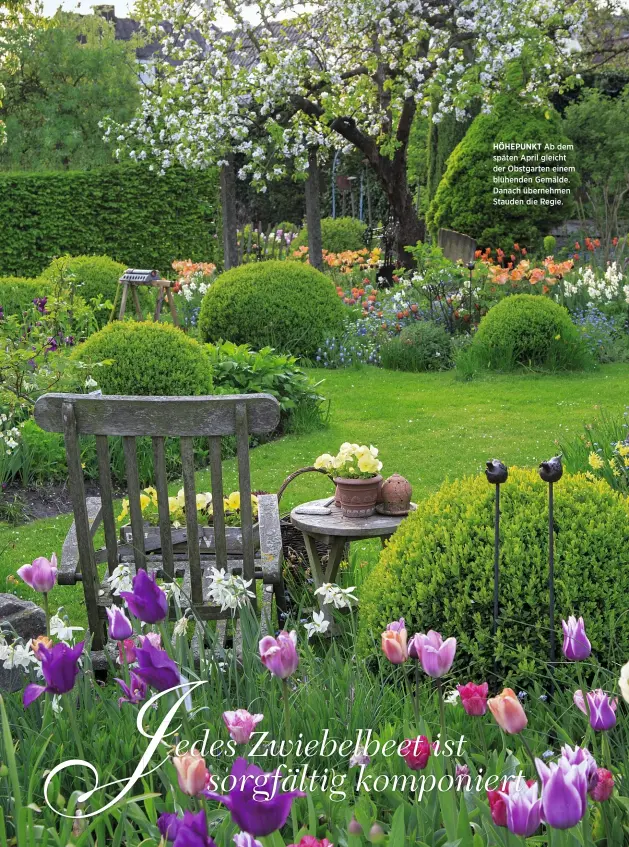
[
  {"x1": 485, "y1": 460, "x2": 508, "y2": 647},
  {"x1": 538, "y1": 455, "x2": 563, "y2": 673}
]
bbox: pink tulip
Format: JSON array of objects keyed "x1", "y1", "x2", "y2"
[
  {"x1": 17, "y1": 554, "x2": 58, "y2": 593},
  {"x1": 223, "y1": 709, "x2": 264, "y2": 744},
  {"x1": 589, "y1": 768, "x2": 614, "y2": 802},
  {"x1": 118, "y1": 638, "x2": 137, "y2": 665},
  {"x1": 488, "y1": 688, "x2": 528, "y2": 734},
  {"x1": 399, "y1": 735, "x2": 433, "y2": 771},
  {"x1": 172, "y1": 751, "x2": 211, "y2": 796},
  {"x1": 457, "y1": 682, "x2": 489, "y2": 716},
  {"x1": 259, "y1": 630, "x2": 299, "y2": 679},
  {"x1": 414, "y1": 630, "x2": 456, "y2": 677},
  {"x1": 140, "y1": 632, "x2": 162, "y2": 649},
  {"x1": 381, "y1": 618, "x2": 408, "y2": 664}
]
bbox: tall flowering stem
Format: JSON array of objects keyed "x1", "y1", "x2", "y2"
[{"x1": 281, "y1": 678, "x2": 298, "y2": 841}]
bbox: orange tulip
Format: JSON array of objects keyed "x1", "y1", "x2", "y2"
[
  {"x1": 381, "y1": 619, "x2": 408, "y2": 664},
  {"x1": 488, "y1": 688, "x2": 528, "y2": 734},
  {"x1": 173, "y1": 751, "x2": 211, "y2": 796}
]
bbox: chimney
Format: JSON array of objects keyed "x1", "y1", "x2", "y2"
[{"x1": 93, "y1": 4, "x2": 116, "y2": 21}]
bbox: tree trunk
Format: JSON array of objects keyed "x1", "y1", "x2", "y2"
[
  {"x1": 220, "y1": 157, "x2": 239, "y2": 270},
  {"x1": 376, "y1": 162, "x2": 425, "y2": 268},
  {"x1": 305, "y1": 147, "x2": 323, "y2": 269}
]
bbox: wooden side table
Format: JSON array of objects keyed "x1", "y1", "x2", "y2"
[{"x1": 290, "y1": 498, "x2": 410, "y2": 630}]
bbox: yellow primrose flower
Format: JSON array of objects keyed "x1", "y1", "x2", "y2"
[
  {"x1": 225, "y1": 491, "x2": 241, "y2": 512},
  {"x1": 139, "y1": 493, "x2": 151, "y2": 511},
  {"x1": 168, "y1": 496, "x2": 180, "y2": 514},
  {"x1": 176, "y1": 488, "x2": 186, "y2": 508},
  {"x1": 588, "y1": 451, "x2": 604, "y2": 470}
]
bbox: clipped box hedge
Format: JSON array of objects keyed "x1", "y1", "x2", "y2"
[
  {"x1": 0, "y1": 165, "x2": 221, "y2": 278},
  {"x1": 358, "y1": 468, "x2": 629, "y2": 681}
]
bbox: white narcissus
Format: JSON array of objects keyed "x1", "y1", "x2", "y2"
[{"x1": 618, "y1": 661, "x2": 629, "y2": 703}]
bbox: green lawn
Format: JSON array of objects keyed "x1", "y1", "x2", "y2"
[{"x1": 2, "y1": 364, "x2": 627, "y2": 626}]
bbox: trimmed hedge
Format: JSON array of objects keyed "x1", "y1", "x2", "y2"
[
  {"x1": 199, "y1": 260, "x2": 346, "y2": 358},
  {"x1": 73, "y1": 321, "x2": 213, "y2": 396},
  {"x1": 0, "y1": 276, "x2": 45, "y2": 317},
  {"x1": 471, "y1": 294, "x2": 589, "y2": 370},
  {"x1": 291, "y1": 217, "x2": 367, "y2": 254},
  {"x1": 427, "y1": 94, "x2": 578, "y2": 250},
  {"x1": 0, "y1": 165, "x2": 221, "y2": 278},
  {"x1": 358, "y1": 468, "x2": 629, "y2": 680}
]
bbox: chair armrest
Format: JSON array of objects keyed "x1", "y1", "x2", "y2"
[
  {"x1": 59, "y1": 497, "x2": 103, "y2": 585},
  {"x1": 257, "y1": 494, "x2": 283, "y2": 584}
]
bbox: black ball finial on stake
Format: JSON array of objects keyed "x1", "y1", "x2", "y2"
[
  {"x1": 485, "y1": 460, "x2": 508, "y2": 668},
  {"x1": 539, "y1": 455, "x2": 563, "y2": 684}
]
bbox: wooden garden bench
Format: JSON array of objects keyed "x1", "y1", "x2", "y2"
[{"x1": 33, "y1": 393, "x2": 285, "y2": 660}]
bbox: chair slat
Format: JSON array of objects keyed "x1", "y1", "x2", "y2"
[
  {"x1": 235, "y1": 402, "x2": 255, "y2": 606},
  {"x1": 34, "y1": 394, "x2": 280, "y2": 437},
  {"x1": 181, "y1": 437, "x2": 202, "y2": 605},
  {"x1": 62, "y1": 403, "x2": 104, "y2": 649},
  {"x1": 122, "y1": 436, "x2": 146, "y2": 571},
  {"x1": 152, "y1": 436, "x2": 175, "y2": 580},
  {"x1": 209, "y1": 436, "x2": 228, "y2": 571},
  {"x1": 95, "y1": 436, "x2": 119, "y2": 576}
]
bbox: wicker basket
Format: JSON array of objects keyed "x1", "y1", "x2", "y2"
[{"x1": 277, "y1": 466, "x2": 336, "y2": 582}]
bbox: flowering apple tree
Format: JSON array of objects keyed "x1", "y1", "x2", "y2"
[{"x1": 106, "y1": 0, "x2": 590, "y2": 262}]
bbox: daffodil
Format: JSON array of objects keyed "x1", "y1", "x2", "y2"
[{"x1": 588, "y1": 451, "x2": 604, "y2": 470}]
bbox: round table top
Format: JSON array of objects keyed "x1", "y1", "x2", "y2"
[{"x1": 290, "y1": 497, "x2": 411, "y2": 538}]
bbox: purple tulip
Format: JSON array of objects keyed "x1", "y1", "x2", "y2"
[
  {"x1": 120, "y1": 569, "x2": 168, "y2": 624},
  {"x1": 574, "y1": 689, "x2": 618, "y2": 731},
  {"x1": 259, "y1": 630, "x2": 299, "y2": 679},
  {"x1": 114, "y1": 671, "x2": 147, "y2": 708},
  {"x1": 562, "y1": 616, "x2": 591, "y2": 661},
  {"x1": 17, "y1": 554, "x2": 58, "y2": 593},
  {"x1": 133, "y1": 639, "x2": 180, "y2": 692},
  {"x1": 106, "y1": 606, "x2": 134, "y2": 641},
  {"x1": 23, "y1": 640, "x2": 85, "y2": 707},
  {"x1": 205, "y1": 758, "x2": 305, "y2": 837},
  {"x1": 157, "y1": 809, "x2": 216, "y2": 846},
  {"x1": 536, "y1": 756, "x2": 588, "y2": 829},
  {"x1": 413, "y1": 630, "x2": 457, "y2": 678},
  {"x1": 560, "y1": 745, "x2": 598, "y2": 791},
  {"x1": 500, "y1": 780, "x2": 542, "y2": 837}
]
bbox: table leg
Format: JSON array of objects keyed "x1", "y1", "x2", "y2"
[{"x1": 303, "y1": 533, "x2": 348, "y2": 634}]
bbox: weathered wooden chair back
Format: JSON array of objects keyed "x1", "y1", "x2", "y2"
[{"x1": 34, "y1": 393, "x2": 280, "y2": 647}]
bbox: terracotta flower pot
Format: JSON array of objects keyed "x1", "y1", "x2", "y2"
[{"x1": 333, "y1": 475, "x2": 382, "y2": 518}]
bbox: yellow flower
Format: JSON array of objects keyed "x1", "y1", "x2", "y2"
[
  {"x1": 143, "y1": 486, "x2": 158, "y2": 506},
  {"x1": 196, "y1": 492, "x2": 212, "y2": 511},
  {"x1": 357, "y1": 451, "x2": 382, "y2": 474},
  {"x1": 139, "y1": 494, "x2": 151, "y2": 511},
  {"x1": 176, "y1": 488, "x2": 186, "y2": 508},
  {"x1": 118, "y1": 498, "x2": 129, "y2": 523},
  {"x1": 314, "y1": 453, "x2": 335, "y2": 471},
  {"x1": 225, "y1": 491, "x2": 241, "y2": 512},
  {"x1": 588, "y1": 451, "x2": 604, "y2": 470},
  {"x1": 168, "y1": 496, "x2": 180, "y2": 514},
  {"x1": 616, "y1": 442, "x2": 629, "y2": 457}
]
